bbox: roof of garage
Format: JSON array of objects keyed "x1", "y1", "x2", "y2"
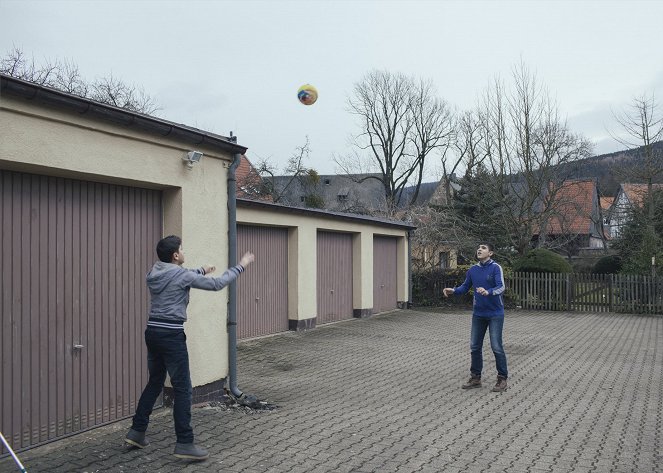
[
  {"x1": 237, "y1": 197, "x2": 416, "y2": 230},
  {"x1": 0, "y1": 73, "x2": 247, "y2": 155}
]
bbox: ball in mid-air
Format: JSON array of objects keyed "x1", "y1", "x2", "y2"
[{"x1": 297, "y1": 84, "x2": 318, "y2": 105}]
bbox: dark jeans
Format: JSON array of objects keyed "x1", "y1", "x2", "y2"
[
  {"x1": 131, "y1": 327, "x2": 193, "y2": 443},
  {"x1": 470, "y1": 315, "x2": 508, "y2": 378}
]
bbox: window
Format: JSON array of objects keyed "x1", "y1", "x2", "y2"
[{"x1": 439, "y1": 251, "x2": 450, "y2": 269}]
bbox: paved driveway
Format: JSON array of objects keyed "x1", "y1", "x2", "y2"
[{"x1": 2, "y1": 309, "x2": 662, "y2": 472}]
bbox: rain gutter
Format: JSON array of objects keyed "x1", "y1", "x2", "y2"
[{"x1": 226, "y1": 150, "x2": 248, "y2": 399}]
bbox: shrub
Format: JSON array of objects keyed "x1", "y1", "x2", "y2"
[
  {"x1": 592, "y1": 255, "x2": 622, "y2": 274},
  {"x1": 303, "y1": 194, "x2": 324, "y2": 208},
  {"x1": 411, "y1": 268, "x2": 473, "y2": 307},
  {"x1": 513, "y1": 248, "x2": 572, "y2": 274}
]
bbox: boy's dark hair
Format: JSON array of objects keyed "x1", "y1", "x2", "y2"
[
  {"x1": 156, "y1": 235, "x2": 182, "y2": 263},
  {"x1": 480, "y1": 242, "x2": 495, "y2": 252}
]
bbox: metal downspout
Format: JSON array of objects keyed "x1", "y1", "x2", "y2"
[
  {"x1": 407, "y1": 229, "x2": 413, "y2": 308},
  {"x1": 227, "y1": 150, "x2": 243, "y2": 398}
]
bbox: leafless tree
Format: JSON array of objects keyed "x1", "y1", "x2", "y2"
[
  {"x1": 255, "y1": 137, "x2": 322, "y2": 206},
  {"x1": 471, "y1": 63, "x2": 592, "y2": 255},
  {"x1": 408, "y1": 78, "x2": 455, "y2": 205},
  {"x1": 407, "y1": 205, "x2": 473, "y2": 272},
  {"x1": 611, "y1": 93, "x2": 663, "y2": 233},
  {"x1": 340, "y1": 70, "x2": 454, "y2": 210},
  {"x1": 90, "y1": 74, "x2": 158, "y2": 114},
  {"x1": 435, "y1": 110, "x2": 488, "y2": 204},
  {"x1": 1, "y1": 46, "x2": 159, "y2": 115}
]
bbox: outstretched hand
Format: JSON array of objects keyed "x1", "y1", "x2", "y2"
[
  {"x1": 443, "y1": 288, "x2": 454, "y2": 298},
  {"x1": 239, "y1": 252, "x2": 255, "y2": 268},
  {"x1": 202, "y1": 252, "x2": 254, "y2": 275}
]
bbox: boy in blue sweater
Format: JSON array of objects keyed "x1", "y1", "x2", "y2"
[{"x1": 443, "y1": 243, "x2": 508, "y2": 392}]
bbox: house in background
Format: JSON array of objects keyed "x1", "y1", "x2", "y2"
[
  {"x1": 398, "y1": 176, "x2": 460, "y2": 209},
  {"x1": 600, "y1": 196, "x2": 614, "y2": 227},
  {"x1": 534, "y1": 179, "x2": 607, "y2": 255},
  {"x1": 410, "y1": 215, "x2": 459, "y2": 272},
  {"x1": 269, "y1": 173, "x2": 388, "y2": 213},
  {"x1": 609, "y1": 183, "x2": 663, "y2": 238},
  {"x1": 400, "y1": 178, "x2": 461, "y2": 271},
  {"x1": 235, "y1": 154, "x2": 272, "y2": 201}
]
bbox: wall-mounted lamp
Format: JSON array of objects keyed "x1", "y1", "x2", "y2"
[{"x1": 183, "y1": 151, "x2": 203, "y2": 170}]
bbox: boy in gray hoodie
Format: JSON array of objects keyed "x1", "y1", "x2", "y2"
[{"x1": 125, "y1": 235, "x2": 254, "y2": 460}]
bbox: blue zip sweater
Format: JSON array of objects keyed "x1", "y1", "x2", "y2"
[{"x1": 453, "y1": 259, "x2": 505, "y2": 318}]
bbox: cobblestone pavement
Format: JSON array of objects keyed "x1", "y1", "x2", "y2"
[{"x1": 2, "y1": 309, "x2": 662, "y2": 473}]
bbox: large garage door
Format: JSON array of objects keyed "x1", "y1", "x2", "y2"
[
  {"x1": 0, "y1": 170, "x2": 161, "y2": 452},
  {"x1": 317, "y1": 231, "x2": 353, "y2": 324},
  {"x1": 373, "y1": 236, "x2": 398, "y2": 314},
  {"x1": 236, "y1": 225, "x2": 289, "y2": 339}
]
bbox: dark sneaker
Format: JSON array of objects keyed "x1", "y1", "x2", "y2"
[
  {"x1": 174, "y1": 442, "x2": 209, "y2": 461},
  {"x1": 462, "y1": 375, "x2": 482, "y2": 389},
  {"x1": 125, "y1": 428, "x2": 149, "y2": 448},
  {"x1": 492, "y1": 376, "x2": 508, "y2": 392}
]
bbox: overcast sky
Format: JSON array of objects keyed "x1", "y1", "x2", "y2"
[{"x1": 1, "y1": 0, "x2": 662, "y2": 177}]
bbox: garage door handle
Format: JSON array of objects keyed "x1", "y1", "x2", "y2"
[
  {"x1": 255, "y1": 296, "x2": 260, "y2": 301},
  {"x1": 73, "y1": 344, "x2": 84, "y2": 350}
]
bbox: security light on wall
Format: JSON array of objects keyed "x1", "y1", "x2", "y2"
[{"x1": 183, "y1": 151, "x2": 203, "y2": 170}]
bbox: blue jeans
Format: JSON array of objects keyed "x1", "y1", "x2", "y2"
[
  {"x1": 470, "y1": 316, "x2": 508, "y2": 378},
  {"x1": 131, "y1": 327, "x2": 194, "y2": 443}
]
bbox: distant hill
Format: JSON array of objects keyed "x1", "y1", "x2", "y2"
[{"x1": 560, "y1": 141, "x2": 663, "y2": 196}]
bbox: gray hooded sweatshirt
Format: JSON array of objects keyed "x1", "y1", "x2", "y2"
[{"x1": 146, "y1": 261, "x2": 244, "y2": 326}]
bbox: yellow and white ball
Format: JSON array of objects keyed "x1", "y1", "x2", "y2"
[{"x1": 297, "y1": 84, "x2": 318, "y2": 105}]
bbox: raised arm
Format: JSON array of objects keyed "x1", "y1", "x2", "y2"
[{"x1": 187, "y1": 252, "x2": 255, "y2": 291}]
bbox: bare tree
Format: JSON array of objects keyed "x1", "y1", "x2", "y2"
[
  {"x1": 436, "y1": 110, "x2": 487, "y2": 204},
  {"x1": 407, "y1": 78, "x2": 455, "y2": 205},
  {"x1": 468, "y1": 63, "x2": 592, "y2": 255},
  {"x1": 255, "y1": 137, "x2": 322, "y2": 206},
  {"x1": 340, "y1": 70, "x2": 454, "y2": 210},
  {"x1": 1, "y1": 46, "x2": 159, "y2": 115},
  {"x1": 2, "y1": 46, "x2": 59, "y2": 85},
  {"x1": 407, "y1": 205, "x2": 475, "y2": 272},
  {"x1": 611, "y1": 93, "x2": 663, "y2": 233},
  {"x1": 89, "y1": 74, "x2": 159, "y2": 114}
]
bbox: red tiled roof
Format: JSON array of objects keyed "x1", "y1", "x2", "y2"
[
  {"x1": 235, "y1": 155, "x2": 254, "y2": 185},
  {"x1": 236, "y1": 155, "x2": 272, "y2": 202},
  {"x1": 600, "y1": 197, "x2": 614, "y2": 211},
  {"x1": 545, "y1": 180, "x2": 596, "y2": 235},
  {"x1": 622, "y1": 183, "x2": 663, "y2": 208}
]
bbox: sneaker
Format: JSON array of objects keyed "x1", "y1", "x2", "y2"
[
  {"x1": 174, "y1": 442, "x2": 209, "y2": 461},
  {"x1": 462, "y1": 375, "x2": 482, "y2": 389},
  {"x1": 492, "y1": 376, "x2": 508, "y2": 392},
  {"x1": 125, "y1": 428, "x2": 149, "y2": 448}
]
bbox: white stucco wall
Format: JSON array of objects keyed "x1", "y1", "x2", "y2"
[{"x1": 237, "y1": 205, "x2": 411, "y2": 318}]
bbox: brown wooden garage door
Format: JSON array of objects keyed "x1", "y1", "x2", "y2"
[
  {"x1": 317, "y1": 231, "x2": 353, "y2": 324},
  {"x1": 0, "y1": 170, "x2": 161, "y2": 452},
  {"x1": 236, "y1": 225, "x2": 289, "y2": 339},
  {"x1": 373, "y1": 236, "x2": 398, "y2": 314}
]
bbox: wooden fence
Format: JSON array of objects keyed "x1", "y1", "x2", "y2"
[{"x1": 510, "y1": 272, "x2": 663, "y2": 314}]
